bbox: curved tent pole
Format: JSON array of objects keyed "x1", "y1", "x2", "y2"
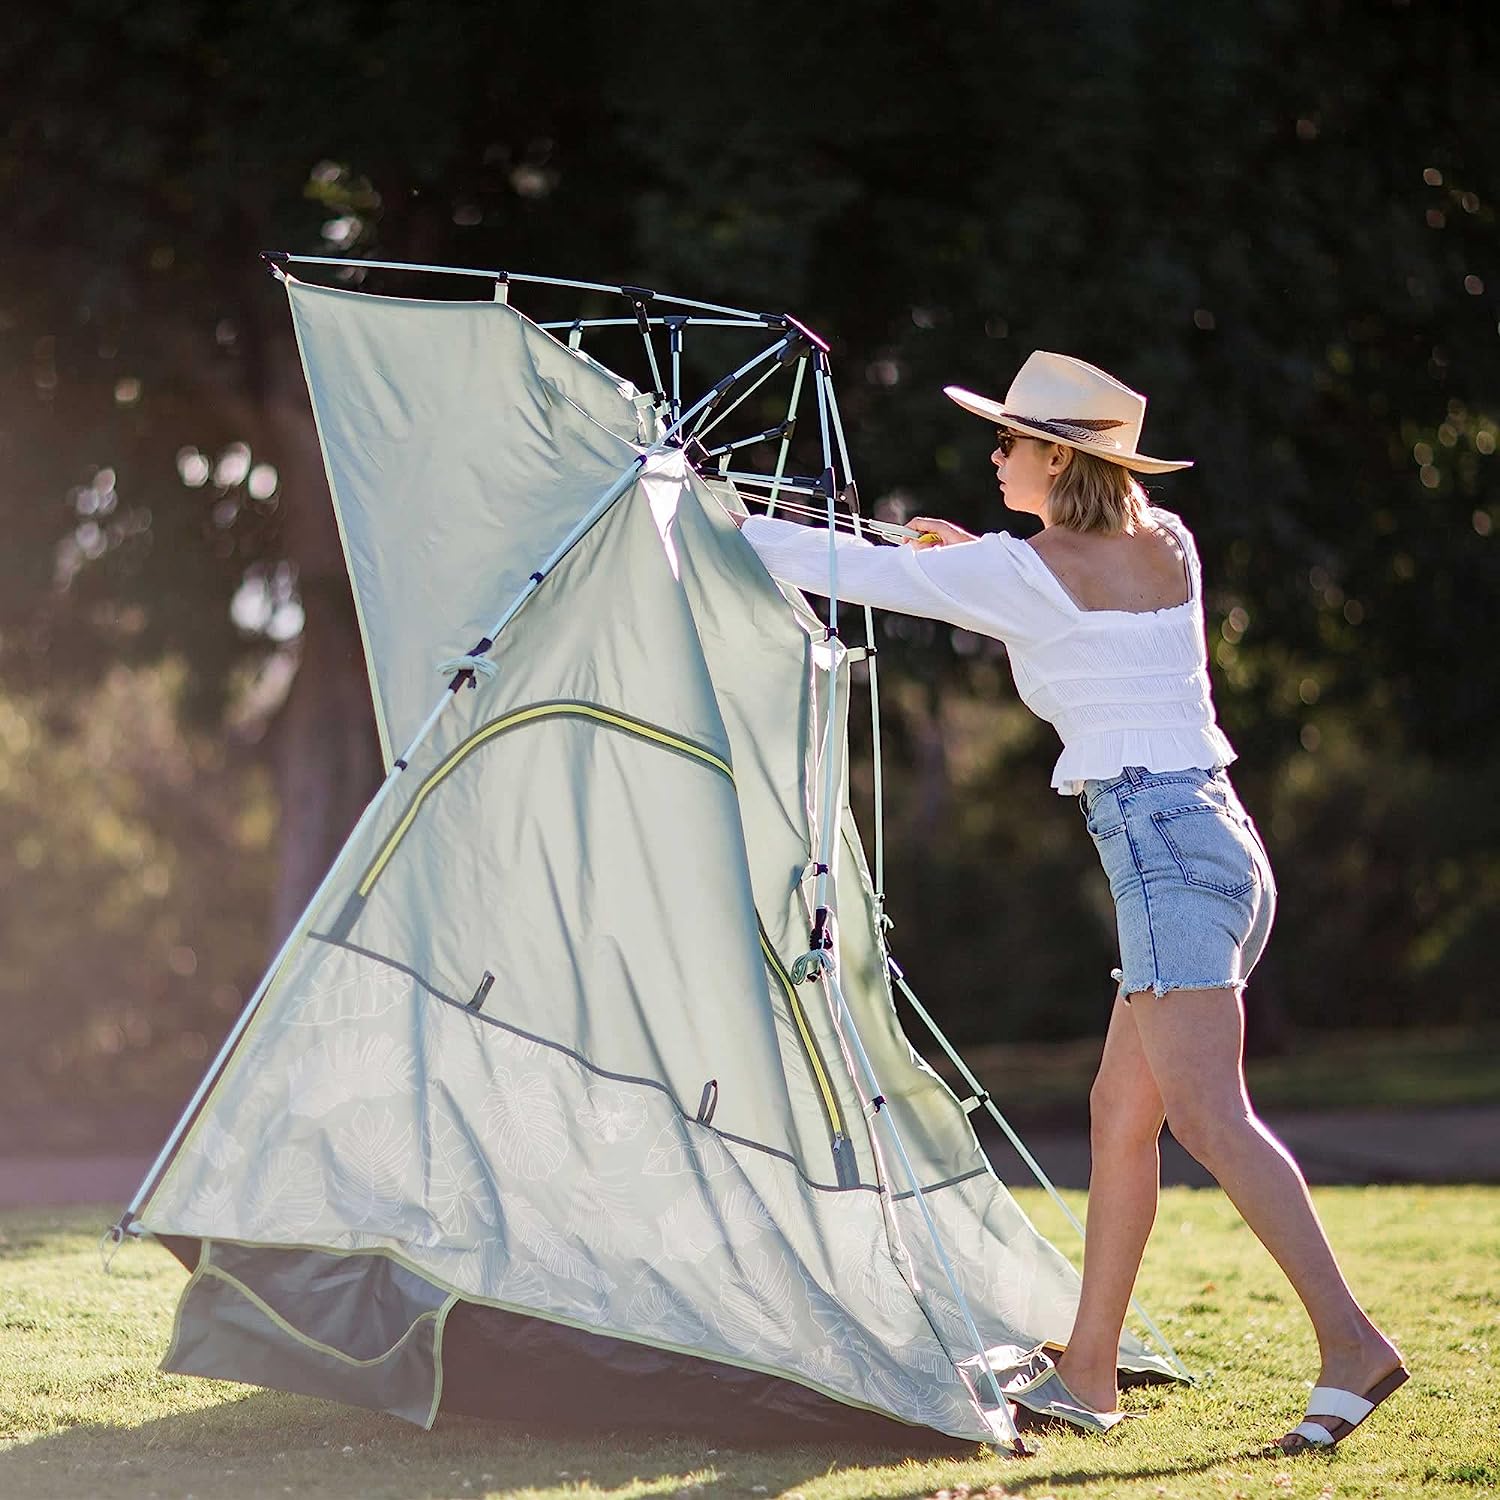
[
  {"x1": 265, "y1": 252, "x2": 775, "y2": 322},
  {"x1": 110, "y1": 320, "x2": 799, "y2": 1243},
  {"x1": 536, "y1": 316, "x2": 783, "y2": 332}
]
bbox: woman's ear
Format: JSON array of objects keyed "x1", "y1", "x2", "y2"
[{"x1": 1049, "y1": 443, "x2": 1073, "y2": 475}]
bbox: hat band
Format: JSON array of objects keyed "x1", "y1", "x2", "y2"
[{"x1": 1011, "y1": 414, "x2": 1128, "y2": 451}]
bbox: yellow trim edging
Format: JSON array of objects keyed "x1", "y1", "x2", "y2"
[{"x1": 357, "y1": 701, "x2": 733, "y2": 896}]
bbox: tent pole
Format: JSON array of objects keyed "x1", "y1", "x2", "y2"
[
  {"x1": 887, "y1": 960, "x2": 1194, "y2": 1384},
  {"x1": 269, "y1": 253, "x2": 772, "y2": 321},
  {"x1": 688, "y1": 359, "x2": 784, "y2": 445},
  {"x1": 667, "y1": 317, "x2": 685, "y2": 426},
  {"x1": 113, "y1": 328, "x2": 798, "y2": 1241},
  {"x1": 799, "y1": 352, "x2": 843, "y2": 962},
  {"x1": 623, "y1": 288, "x2": 668, "y2": 407},
  {"x1": 111, "y1": 685, "x2": 455, "y2": 1239},
  {"x1": 821, "y1": 379, "x2": 888, "y2": 904},
  {"x1": 537, "y1": 316, "x2": 782, "y2": 332},
  {"x1": 765, "y1": 354, "x2": 807, "y2": 516}
]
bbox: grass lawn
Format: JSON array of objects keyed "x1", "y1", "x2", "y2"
[{"x1": 2, "y1": 1189, "x2": 1497, "y2": 1500}]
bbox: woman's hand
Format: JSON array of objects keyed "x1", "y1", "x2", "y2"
[{"x1": 904, "y1": 516, "x2": 976, "y2": 548}]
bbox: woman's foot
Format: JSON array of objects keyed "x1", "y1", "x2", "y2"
[
  {"x1": 1313, "y1": 1329, "x2": 1405, "y2": 1399},
  {"x1": 1273, "y1": 1362, "x2": 1409, "y2": 1454},
  {"x1": 1050, "y1": 1349, "x2": 1119, "y2": 1415}
]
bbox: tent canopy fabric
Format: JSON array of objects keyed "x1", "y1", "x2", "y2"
[{"x1": 131, "y1": 271, "x2": 1181, "y2": 1443}]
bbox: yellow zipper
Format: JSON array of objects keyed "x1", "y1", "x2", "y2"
[{"x1": 758, "y1": 925, "x2": 847, "y2": 1143}]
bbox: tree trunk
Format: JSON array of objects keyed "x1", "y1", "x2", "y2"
[{"x1": 260, "y1": 330, "x2": 383, "y2": 946}]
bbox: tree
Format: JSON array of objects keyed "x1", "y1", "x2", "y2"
[{"x1": 1, "y1": 0, "x2": 1494, "y2": 1084}]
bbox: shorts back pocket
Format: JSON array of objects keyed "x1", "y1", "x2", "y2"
[{"x1": 1151, "y1": 803, "x2": 1257, "y2": 898}]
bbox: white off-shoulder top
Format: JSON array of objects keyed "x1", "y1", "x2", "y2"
[{"x1": 741, "y1": 506, "x2": 1236, "y2": 795}]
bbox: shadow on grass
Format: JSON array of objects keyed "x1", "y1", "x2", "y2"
[
  {"x1": 0, "y1": 1385, "x2": 989, "y2": 1500},
  {"x1": 0, "y1": 1387, "x2": 1267, "y2": 1500}
]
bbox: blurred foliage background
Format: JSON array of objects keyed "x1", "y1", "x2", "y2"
[{"x1": 1, "y1": 0, "x2": 1495, "y2": 1145}]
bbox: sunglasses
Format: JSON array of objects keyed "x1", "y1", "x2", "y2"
[{"x1": 994, "y1": 429, "x2": 1035, "y2": 457}]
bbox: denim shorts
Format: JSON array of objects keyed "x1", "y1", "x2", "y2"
[{"x1": 1078, "y1": 765, "x2": 1277, "y2": 1000}]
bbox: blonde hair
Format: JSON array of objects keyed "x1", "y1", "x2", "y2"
[{"x1": 1046, "y1": 446, "x2": 1150, "y2": 535}]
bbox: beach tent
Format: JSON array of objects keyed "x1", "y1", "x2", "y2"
[{"x1": 112, "y1": 260, "x2": 1185, "y2": 1447}]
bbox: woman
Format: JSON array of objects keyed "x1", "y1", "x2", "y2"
[{"x1": 738, "y1": 351, "x2": 1405, "y2": 1454}]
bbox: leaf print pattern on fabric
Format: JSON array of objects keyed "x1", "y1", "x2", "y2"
[
  {"x1": 796, "y1": 1263, "x2": 859, "y2": 1340},
  {"x1": 424, "y1": 1105, "x2": 501, "y2": 1238},
  {"x1": 506, "y1": 1196, "x2": 614, "y2": 1295},
  {"x1": 642, "y1": 1122, "x2": 695, "y2": 1178},
  {"x1": 197, "y1": 1115, "x2": 245, "y2": 1172},
  {"x1": 495, "y1": 1028, "x2": 542, "y2": 1061},
  {"x1": 643, "y1": 1120, "x2": 735, "y2": 1179},
  {"x1": 286, "y1": 1032, "x2": 414, "y2": 1119},
  {"x1": 835, "y1": 1231, "x2": 914, "y2": 1323},
  {"x1": 179, "y1": 1178, "x2": 238, "y2": 1235},
  {"x1": 247, "y1": 1146, "x2": 326, "y2": 1237},
  {"x1": 864, "y1": 1357, "x2": 971, "y2": 1428},
  {"x1": 492, "y1": 1259, "x2": 549, "y2": 1307},
  {"x1": 789, "y1": 1344, "x2": 857, "y2": 1391},
  {"x1": 715, "y1": 1248, "x2": 796, "y2": 1355},
  {"x1": 284, "y1": 949, "x2": 409, "y2": 1028},
  {"x1": 565, "y1": 1170, "x2": 653, "y2": 1256},
  {"x1": 625, "y1": 1277, "x2": 709, "y2": 1346},
  {"x1": 896, "y1": 1337, "x2": 965, "y2": 1388},
  {"x1": 575, "y1": 1085, "x2": 647, "y2": 1145},
  {"x1": 480, "y1": 1068, "x2": 569, "y2": 1182},
  {"x1": 717, "y1": 1184, "x2": 776, "y2": 1245},
  {"x1": 655, "y1": 1189, "x2": 722, "y2": 1266},
  {"x1": 329, "y1": 1105, "x2": 414, "y2": 1227}
]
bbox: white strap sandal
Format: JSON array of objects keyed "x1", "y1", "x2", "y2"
[{"x1": 1276, "y1": 1365, "x2": 1409, "y2": 1452}]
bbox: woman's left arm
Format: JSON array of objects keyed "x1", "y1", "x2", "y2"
[{"x1": 739, "y1": 515, "x2": 1055, "y2": 646}]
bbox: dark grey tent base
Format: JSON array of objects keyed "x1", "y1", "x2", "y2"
[
  {"x1": 157, "y1": 1237, "x2": 973, "y2": 1447},
  {"x1": 438, "y1": 1299, "x2": 975, "y2": 1449}
]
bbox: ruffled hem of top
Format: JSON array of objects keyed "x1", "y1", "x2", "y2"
[{"x1": 1050, "y1": 725, "x2": 1238, "y2": 794}]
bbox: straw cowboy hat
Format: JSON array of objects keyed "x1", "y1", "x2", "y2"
[{"x1": 944, "y1": 351, "x2": 1193, "y2": 474}]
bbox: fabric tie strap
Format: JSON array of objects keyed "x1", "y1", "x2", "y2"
[
  {"x1": 437, "y1": 654, "x2": 498, "y2": 680},
  {"x1": 791, "y1": 949, "x2": 833, "y2": 984}
]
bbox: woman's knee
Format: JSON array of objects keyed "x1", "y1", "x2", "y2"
[
  {"x1": 1163, "y1": 1098, "x2": 1258, "y2": 1170},
  {"x1": 1089, "y1": 1076, "x2": 1164, "y2": 1153}
]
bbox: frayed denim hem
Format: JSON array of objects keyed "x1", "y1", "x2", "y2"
[{"x1": 1112, "y1": 966, "x2": 1246, "y2": 1001}]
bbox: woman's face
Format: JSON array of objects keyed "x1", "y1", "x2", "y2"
[{"x1": 992, "y1": 428, "x2": 1069, "y2": 523}]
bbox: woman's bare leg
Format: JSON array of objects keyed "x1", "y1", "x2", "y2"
[
  {"x1": 1051, "y1": 995, "x2": 1167, "y2": 1412},
  {"x1": 1128, "y1": 987, "x2": 1402, "y2": 1397}
]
